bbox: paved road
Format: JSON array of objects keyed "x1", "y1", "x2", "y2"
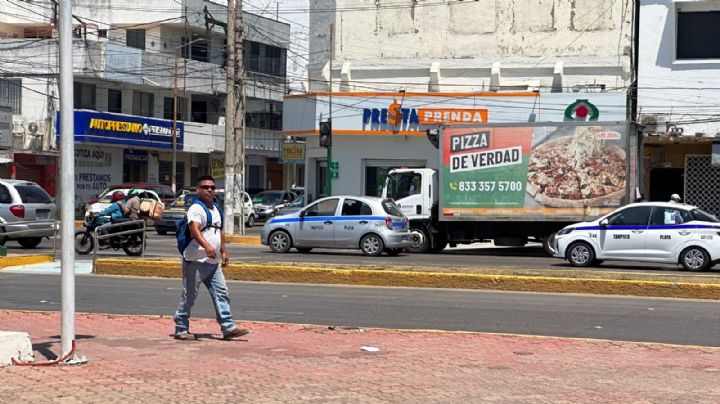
[
  {"x1": 14, "y1": 228, "x2": 719, "y2": 276},
  {"x1": 1, "y1": 272, "x2": 718, "y2": 346}
]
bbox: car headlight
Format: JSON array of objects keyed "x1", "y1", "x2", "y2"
[{"x1": 557, "y1": 227, "x2": 574, "y2": 236}]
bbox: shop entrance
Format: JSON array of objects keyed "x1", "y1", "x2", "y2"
[{"x1": 649, "y1": 168, "x2": 684, "y2": 202}]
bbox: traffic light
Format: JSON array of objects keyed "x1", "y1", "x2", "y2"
[{"x1": 319, "y1": 120, "x2": 332, "y2": 148}]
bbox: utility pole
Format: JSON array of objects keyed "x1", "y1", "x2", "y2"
[
  {"x1": 223, "y1": 0, "x2": 236, "y2": 234},
  {"x1": 326, "y1": 24, "x2": 334, "y2": 196},
  {"x1": 224, "y1": 0, "x2": 245, "y2": 235},
  {"x1": 59, "y1": 0, "x2": 78, "y2": 361}
]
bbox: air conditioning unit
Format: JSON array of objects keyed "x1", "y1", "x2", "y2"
[{"x1": 640, "y1": 114, "x2": 667, "y2": 134}]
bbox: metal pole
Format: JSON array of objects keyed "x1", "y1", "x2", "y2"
[
  {"x1": 171, "y1": 50, "x2": 179, "y2": 194},
  {"x1": 58, "y1": 0, "x2": 76, "y2": 359},
  {"x1": 237, "y1": 2, "x2": 246, "y2": 235},
  {"x1": 326, "y1": 24, "x2": 334, "y2": 196},
  {"x1": 223, "y1": 0, "x2": 236, "y2": 234}
]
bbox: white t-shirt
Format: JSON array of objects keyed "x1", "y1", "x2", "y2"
[{"x1": 182, "y1": 203, "x2": 222, "y2": 264}]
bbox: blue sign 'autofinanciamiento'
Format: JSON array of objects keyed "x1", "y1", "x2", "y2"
[{"x1": 56, "y1": 110, "x2": 183, "y2": 150}]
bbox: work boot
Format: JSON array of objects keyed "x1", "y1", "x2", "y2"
[
  {"x1": 223, "y1": 328, "x2": 250, "y2": 340},
  {"x1": 174, "y1": 331, "x2": 196, "y2": 341}
]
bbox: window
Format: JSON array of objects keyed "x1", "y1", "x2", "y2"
[
  {"x1": 0, "y1": 185, "x2": 12, "y2": 204},
  {"x1": 651, "y1": 207, "x2": 691, "y2": 225},
  {"x1": 691, "y1": 208, "x2": 720, "y2": 222},
  {"x1": 126, "y1": 29, "x2": 145, "y2": 50},
  {"x1": 108, "y1": 89, "x2": 122, "y2": 113},
  {"x1": 341, "y1": 199, "x2": 372, "y2": 216},
  {"x1": 74, "y1": 82, "x2": 96, "y2": 110},
  {"x1": 132, "y1": 91, "x2": 154, "y2": 116},
  {"x1": 382, "y1": 199, "x2": 403, "y2": 216},
  {"x1": 163, "y1": 97, "x2": 186, "y2": 121},
  {"x1": 98, "y1": 29, "x2": 108, "y2": 39},
  {"x1": 0, "y1": 79, "x2": 21, "y2": 114},
  {"x1": 16, "y1": 185, "x2": 52, "y2": 203},
  {"x1": 304, "y1": 198, "x2": 338, "y2": 217},
  {"x1": 607, "y1": 207, "x2": 651, "y2": 226},
  {"x1": 243, "y1": 40, "x2": 286, "y2": 77},
  {"x1": 190, "y1": 100, "x2": 207, "y2": 123},
  {"x1": 677, "y1": 11, "x2": 720, "y2": 59},
  {"x1": 181, "y1": 35, "x2": 208, "y2": 62}
]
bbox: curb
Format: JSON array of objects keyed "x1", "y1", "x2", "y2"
[
  {"x1": 94, "y1": 258, "x2": 720, "y2": 300},
  {"x1": 224, "y1": 234, "x2": 262, "y2": 245},
  {"x1": 0, "y1": 255, "x2": 54, "y2": 269}
]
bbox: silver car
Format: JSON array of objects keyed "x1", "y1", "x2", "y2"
[
  {"x1": 0, "y1": 179, "x2": 56, "y2": 248},
  {"x1": 261, "y1": 196, "x2": 411, "y2": 256}
]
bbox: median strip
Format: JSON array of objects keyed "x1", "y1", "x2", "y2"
[
  {"x1": 0, "y1": 255, "x2": 54, "y2": 269},
  {"x1": 95, "y1": 258, "x2": 720, "y2": 300}
]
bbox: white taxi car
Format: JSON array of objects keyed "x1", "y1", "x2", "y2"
[
  {"x1": 548, "y1": 202, "x2": 720, "y2": 271},
  {"x1": 260, "y1": 196, "x2": 410, "y2": 256}
]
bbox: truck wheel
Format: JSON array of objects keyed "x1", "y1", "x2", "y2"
[
  {"x1": 566, "y1": 241, "x2": 595, "y2": 267},
  {"x1": 407, "y1": 227, "x2": 429, "y2": 253}
]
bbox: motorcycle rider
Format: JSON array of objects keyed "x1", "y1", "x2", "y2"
[
  {"x1": 98, "y1": 191, "x2": 126, "y2": 222},
  {"x1": 121, "y1": 189, "x2": 142, "y2": 220},
  {"x1": 95, "y1": 192, "x2": 125, "y2": 246}
]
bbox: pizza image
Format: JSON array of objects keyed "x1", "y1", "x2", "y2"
[{"x1": 526, "y1": 126, "x2": 626, "y2": 207}]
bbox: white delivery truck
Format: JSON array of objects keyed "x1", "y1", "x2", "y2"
[{"x1": 382, "y1": 121, "x2": 639, "y2": 252}]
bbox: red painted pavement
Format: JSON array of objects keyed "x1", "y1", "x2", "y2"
[{"x1": 1, "y1": 310, "x2": 719, "y2": 403}]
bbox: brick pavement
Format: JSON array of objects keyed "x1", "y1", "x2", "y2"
[{"x1": 1, "y1": 310, "x2": 718, "y2": 403}]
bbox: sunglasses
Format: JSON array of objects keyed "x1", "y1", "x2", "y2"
[{"x1": 199, "y1": 185, "x2": 216, "y2": 191}]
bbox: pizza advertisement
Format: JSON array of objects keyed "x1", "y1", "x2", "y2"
[{"x1": 440, "y1": 123, "x2": 629, "y2": 220}]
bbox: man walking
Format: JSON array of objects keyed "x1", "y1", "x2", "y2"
[{"x1": 174, "y1": 175, "x2": 249, "y2": 341}]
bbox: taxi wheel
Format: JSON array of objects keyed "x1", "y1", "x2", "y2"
[
  {"x1": 566, "y1": 241, "x2": 595, "y2": 267},
  {"x1": 680, "y1": 246, "x2": 710, "y2": 272},
  {"x1": 246, "y1": 214, "x2": 255, "y2": 228},
  {"x1": 360, "y1": 234, "x2": 384, "y2": 256},
  {"x1": 269, "y1": 230, "x2": 292, "y2": 253}
]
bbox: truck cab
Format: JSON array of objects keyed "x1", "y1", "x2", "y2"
[
  {"x1": 383, "y1": 168, "x2": 440, "y2": 252},
  {"x1": 383, "y1": 168, "x2": 436, "y2": 220}
]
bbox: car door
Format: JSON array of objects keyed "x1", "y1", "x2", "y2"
[
  {"x1": 645, "y1": 206, "x2": 693, "y2": 260},
  {"x1": 334, "y1": 198, "x2": 374, "y2": 248},
  {"x1": 294, "y1": 197, "x2": 340, "y2": 247},
  {"x1": 598, "y1": 206, "x2": 651, "y2": 259}
]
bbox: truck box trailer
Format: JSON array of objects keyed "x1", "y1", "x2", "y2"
[{"x1": 382, "y1": 121, "x2": 639, "y2": 252}]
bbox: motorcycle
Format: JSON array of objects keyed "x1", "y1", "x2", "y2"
[{"x1": 74, "y1": 213, "x2": 145, "y2": 256}]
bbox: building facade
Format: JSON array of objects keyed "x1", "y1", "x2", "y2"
[
  {"x1": 285, "y1": 0, "x2": 634, "y2": 203},
  {"x1": 638, "y1": 0, "x2": 720, "y2": 215},
  {"x1": 0, "y1": 0, "x2": 292, "y2": 205}
]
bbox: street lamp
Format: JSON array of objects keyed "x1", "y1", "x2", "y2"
[{"x1": 171, "y1": 37, "x2": 206, "y2": 194}]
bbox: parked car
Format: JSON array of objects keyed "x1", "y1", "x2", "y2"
[
  {"x1": 85, "y1": 189, "x2": 163, "y2": 217},
  {"x1": 155, "y1": 190, "x2": 254, "y2": 235},
  {"x1": 0, "y1": 179, "x2": 56, "y2": 248},
  {"x1": 252, "y1": 190, "x2": 297, "y2": 221},
  {"x1": 276, "y1": 195, "x2": 305, "y2": 216},
  {"x1": 547, "y1": 202, "x2": 720, "y2": 271},
  {"x1": 85, "y1": 183, "x2": 175, "y2": 212},
  {"x1": 261, "y1": 195, "x2": 410, "y2": 256}
]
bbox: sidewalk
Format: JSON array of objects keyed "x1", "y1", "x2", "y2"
[{"x1": 1, "y1": 310, "x2": 718, "y2": 403}]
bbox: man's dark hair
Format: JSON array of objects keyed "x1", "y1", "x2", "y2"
[{"x1": 197, "y1": 175, "x2": 215, "y2": 185}]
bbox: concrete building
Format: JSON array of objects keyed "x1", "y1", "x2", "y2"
[
  {"x1": 637, "y1": 0, "x2": 720, "y2": 215},
  {"x1": 284, "y1": 0, "x2": 635, "y2": 202},
  {"x1": 0, "y1": 0, "x2": 292, "y2": 205}
]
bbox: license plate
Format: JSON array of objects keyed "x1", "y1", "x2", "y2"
[{"x1": 37, "y1": 210, "x2": 50, "y2": 219}]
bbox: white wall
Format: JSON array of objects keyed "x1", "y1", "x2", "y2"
[
  {"x1": 638, "y1": 0, "x2": 720, "y2": 137},
  {"x1": 307, "y1": 0, "x2": 632, "y2": 93}
]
